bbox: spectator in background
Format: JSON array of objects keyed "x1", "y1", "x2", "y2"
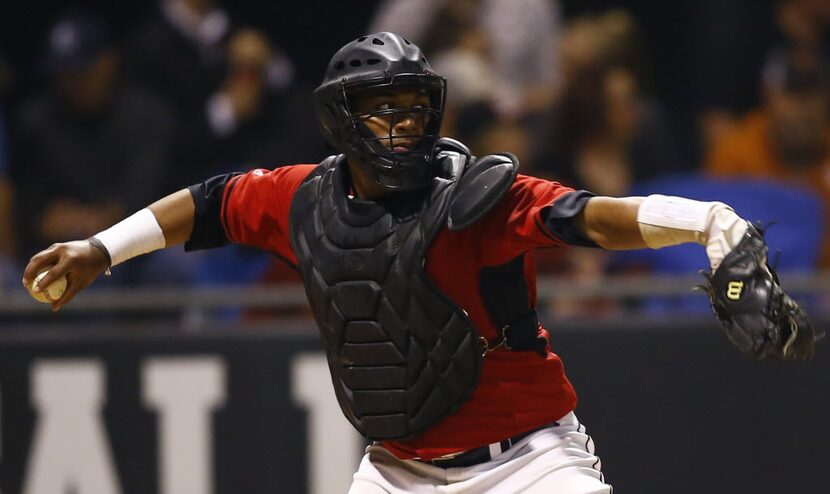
[
  {"x1": 775, "y1": 0, "x2": 830, "y2": 67},
  {"x1": 368, "y1": 1, "x2": 559, "y2": 172},
  {"x1": 125, "y1": 0, "x2": 231, "y2": 188},
  {"x1": 126, "y1": 0, "x2": 229, "y2": 124},
  {"x1": 369, "y1": 0, "x2": 562, "y2": 120},
  {"x1": 705, "y1": 52, "x2": 830, "y2": 266},
  {"x1": 533, "y1": 11, "x2": 684, "y2": 319},
  {"x1": 126, "y1": 0, "x2": 317, "y2": 187},
  {"x1": 127, "y1": 2, "x2": 326, "y2": 290},
  {"x1": 697, "y1": 0, "x2": 830, "y2": 162},
  {"x1": 412, "y1": 3, "x2": 496, "y2": 138},
  {"x1": 207, "y1": 28, "x2": 325, "y2": 169},
  {"x1": 542, "y1": 10, "x2": 684, "y2": 196},
  {"x1": 14, "y1": 13, "x2": 175, "y2": 258},
  {"x1": 185, "y1": 29, "x2": 326, "y2": 295}
]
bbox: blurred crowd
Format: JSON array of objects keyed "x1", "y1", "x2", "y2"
[
  {"x1": 0, "y1": 0, "x2": 327, "y2": 292},
  {"x1": 0, "y1": 0, "x2": 829, "y2": 317}
]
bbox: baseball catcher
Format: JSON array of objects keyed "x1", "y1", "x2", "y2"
[{"x1": 23, "y1": 32, "x2": 822, "y2": 493}]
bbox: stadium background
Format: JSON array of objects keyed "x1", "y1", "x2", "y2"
[
  {"x1": 0, "y1": 0, "x2": 828, "y2": 493},
  {"x1": 0, "y1": 0, "x2": 782, "y2": 128}
]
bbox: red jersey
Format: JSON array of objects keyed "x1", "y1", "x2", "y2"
[{"x1": 218, "y1": 164, "x2": 579, "y2": 461}]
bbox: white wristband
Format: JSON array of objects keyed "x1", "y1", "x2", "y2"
[
  {"x1": 636, "y1": 194, "x2": 748, "y2": 271},
  {"x1": 637, "y1": 195, "x2": 720, "y2": 248},
  {"x1": 93, "y1": 209, "x2": 166, "y2": 267}
]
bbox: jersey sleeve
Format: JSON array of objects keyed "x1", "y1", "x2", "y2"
[
  {"x1": 186, "y1": 164, "x2": 317, "y2": 265},
  {"x1": 477, "y1": 174, "x2": 597, "y2": 265}
]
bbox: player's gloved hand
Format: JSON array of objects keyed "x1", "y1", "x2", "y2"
[
  {"x1": 22, "y1": 240, "x2": 110, "y2": 311},
  {"x1": 700, "y1": 224, "x2": 823, "y2": 360}
]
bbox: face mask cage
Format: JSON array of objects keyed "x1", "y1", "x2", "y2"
[
  {"x1": 352, "y1": 105, "x2": 442, "y2": 162},
  {"x1": 336, "y1": 74, "x2": 446, "y2": 189}
]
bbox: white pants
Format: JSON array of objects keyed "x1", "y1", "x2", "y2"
[{"x1": 348, "y1": 412, "x2": 612, "y2": 494}]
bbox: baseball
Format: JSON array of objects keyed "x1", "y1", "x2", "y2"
[{"x1": 28, "y1": 269, "x2": 68, "y2": 304}]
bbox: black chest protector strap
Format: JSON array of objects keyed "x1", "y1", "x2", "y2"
[
  {"x1": 447, "y1": 149, "x2": 539, "y2": 355},
  {"x1": 479, "y1": 254, "x2": 547, "y2": 357}
]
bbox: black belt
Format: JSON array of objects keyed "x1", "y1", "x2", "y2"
[{"x1": 427, "y1": 421, "x2": 558, "y2": 469}]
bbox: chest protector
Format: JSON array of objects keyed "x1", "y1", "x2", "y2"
[{"x1": 288, "y1": 139, "x2": 518, "y2": 440}]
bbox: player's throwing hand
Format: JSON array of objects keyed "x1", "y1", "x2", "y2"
[{"x1": 22, "y1": 240, "x2": 110, "y2": 311}]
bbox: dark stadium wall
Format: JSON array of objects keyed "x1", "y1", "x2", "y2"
[{"x1": 0, "y1": 323, "x2": 827, "y2": 494}]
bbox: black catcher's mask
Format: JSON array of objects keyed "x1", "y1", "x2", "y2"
[{"x1": 314, "y1": 32, "x2": 447, "y2": 191}]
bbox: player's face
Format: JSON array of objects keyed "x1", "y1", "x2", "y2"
[{"x1": 349, "y1": 87, "x2": 434, "y2": 153}]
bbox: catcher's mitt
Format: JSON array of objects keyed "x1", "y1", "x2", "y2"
[{"x1": 701, "y1": 225, "x2": 823, "y2": 360}]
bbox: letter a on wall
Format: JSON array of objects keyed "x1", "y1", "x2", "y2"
[{"x1": 22, "y1": 359, "x2": 122, "y2": 494}]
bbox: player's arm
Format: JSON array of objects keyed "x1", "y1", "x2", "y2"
[
  {"x1": 22, "y1": 189, "x2": 196, "y2": 311},
  {"x1": 571, "y1": 197, "x2": 647, "y2": 250},
  {"x1": 148, "y1": 188, "x2": 196, "y2": 245},
  {"x1": 574, "y1": 193, "x2": 821, "y2": 360},
  {"x1": 573, "y1": 194, "x2": 748, "y2": 271},
  {"x1": 23, "y1": 165, "x2": 311, "y2": 311}
]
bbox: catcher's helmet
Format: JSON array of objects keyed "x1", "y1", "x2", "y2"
[{"x1": 314, "y1": 32, "x2": 446, "y2": 191}]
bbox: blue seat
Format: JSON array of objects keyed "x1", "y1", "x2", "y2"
[
  {"x1": 191, "y1": 245, "x2": 273, "y2": 286},
  {"x1": 611, "y1": 174, "x2": 824, "y2": 313},
  {"x1": 184, "y1": 245, "x2": 274, "y2": 322}
]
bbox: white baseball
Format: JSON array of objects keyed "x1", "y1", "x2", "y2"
[{"x1": 28, "y1": 269, "x2": 68, "y2": 303}]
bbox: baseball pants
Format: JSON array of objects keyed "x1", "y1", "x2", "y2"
[{"x1": 348, "y1": 412, "x2": 613, "y2": 493}]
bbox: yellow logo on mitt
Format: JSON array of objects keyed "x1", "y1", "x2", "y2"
[{"x1": 726, "y1": 281, "x2": 744, "y2": 300}]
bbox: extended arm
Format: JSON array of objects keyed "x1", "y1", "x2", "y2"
[
  {"x1": 571, "y1": 193, "x2": 820, "y2": 360},
  {"x1": 22, "y1": 189, "x2": 196, "y2": 311},
  {"x1": 573, "y1": 194, "x2": 748, "y2": 270}
]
